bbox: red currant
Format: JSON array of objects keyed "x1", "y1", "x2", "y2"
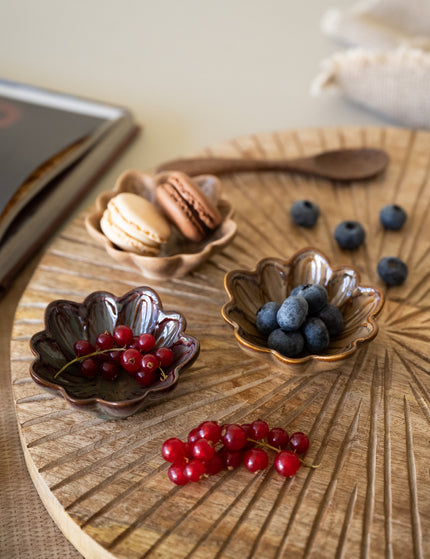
[
  {"x1": 73, "y1": 339, "x2": 94, "y2": 357},
  {"x1": 274, "y1": 450, "x2": 300, "y2": 477},
  {"x1": 219, "y1": 448, "x2": 243, "y2": 470},
  {"x1": 96, "y1": 331, "x2": 115, "y2": 351},
  {"x1": 249, "y1": 419, "x2": 270, "y2": 440},
  {"x1": 113, "y1": 325, "x2": 134, "y2": 347},
  {"x1": 289, "y1": 432, "x2": 309, "y2": 455},
  {"x1": 121, "y1": 348, "x2": 142, "y2": 374},
  {"x1": 161, "y1": 438, "x2": 187, "y2": 463},
  {"x1": 80, "y1": 357, "x2": 99, "y2": 378},
  {"x1": 137, "y1": 333, "x2": 156, "y2": 352},
  {"x1": 168, "y1": 463, "x2": 189, "y2": 486},
  {"x1": 135, "y1": 368, "x2": 158, "y2": 386},
  {"x1": 141, "y1": 353, "x2": 160, "y2": 372},
  {"x1": 197, "y1": 421, "x2": 221, "y2": 444},
  {"x1": 243, "y1": 448, "x2": 269, "y2": 473},
  {"x1": 154, "y1": 347, "x2": 174, "y2": 368},
  {"x1": 267, "y1": 427, "x2": 289, "y2": 449},
  {"x1": 221, "y1": 424, "x2": 248, "y2": 451},
  {"x1": 191, "y1": 438, "x2": 215, "y2": 461},
  {"x1": 128, "y1": 337, "x2": 141, "y2": 351},
  {"x1": 108, "y1": 349, "x2": 123, "y2": 364},
  {"x1": 184, "y1": 459, "x2": 206, "y2": 482},
  {"x1": 188, "y1": 427, "x2": 201, "y2": 444},
  {"x1": 100, "y1": 360, "x2": 119, "y2": 381},
  {"x1": 203, "y1": 453, "x2": 224, "y2": 476}
]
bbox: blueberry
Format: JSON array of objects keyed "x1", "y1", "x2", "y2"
[
  {"x1": 334, "y1": 220, "x2": 365, "y2": 250},
  {"x1": 256, "y1": 301, "x2": 280, "y2": 335},
  {"x1": 290, "y1": 199, "x2": 319, "y2": 228},
  {"x1": 267, "y1": 328, "x2": 304, "y2": 357},
  {"x1": 379, "y1": 204, "x2": 407, "y2": 230},
  {"x1": 290, "y1": 283, "x2": 328, "y2": 314},
  {"x1": 276, "y1": 296, "x2": 308, "y2": 331},
  {"x1": 316, "y1": 303, "x2": 344, "y2": 337},
  {"x1": 377, "y1": 256, "x2": 408, "y2": 286},
  {"x1": 302, "y1": 317, "x2": 330, "y2": 354}
]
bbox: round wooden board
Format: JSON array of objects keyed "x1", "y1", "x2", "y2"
[{"x1": 11, "y1": 126, "x2": 430, "y2": 559}]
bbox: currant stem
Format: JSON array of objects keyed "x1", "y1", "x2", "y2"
[
  {"x1": 54, "y1": 347, "x2": 125, "y2": 379},
  {"x1": 248, "y1": 438, "x2": 320, "y2": 469}
]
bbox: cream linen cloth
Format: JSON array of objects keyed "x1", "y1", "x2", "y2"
[{"x1": 312, "y1": 0, "x2": 430, "y2": 128}]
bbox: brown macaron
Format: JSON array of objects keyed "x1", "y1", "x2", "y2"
[{"x1": 155, "y1": 172, "x2": 222, "y2": 242}]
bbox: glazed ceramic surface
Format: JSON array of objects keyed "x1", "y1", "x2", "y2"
[
  {"x1": 85, "y1": 170, "x2": 237, "y2": 279},
  {"x1": 222, "y1": 248, "x2": 384, "y2": 366},
  {"x1": 30, "y1": 286, "x2": 199, "y2": 418}
]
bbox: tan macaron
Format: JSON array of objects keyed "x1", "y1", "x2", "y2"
[
  {"x1": 100, "y1": 192, "x2": 171, "y2": 255},
  {"x1": 155, "y1": 172, "x2": 222, "y2": 242}
]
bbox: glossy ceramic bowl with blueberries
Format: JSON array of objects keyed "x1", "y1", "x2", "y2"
[
  {"x1": 29, "y1": 286, "x2": 199, "y2": 418},
  {"x1": 222, "y1": 248, "x2": 384, "y2": 367}
]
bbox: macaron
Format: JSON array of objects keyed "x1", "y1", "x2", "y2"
[
  {"x1": 100, "y1": 192, "x2": 171, "y2": 255},
  {"x1": 155, "y1": 172, "x2": 222, "y2": 242}
]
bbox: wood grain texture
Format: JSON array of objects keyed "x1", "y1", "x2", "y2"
[{"x1": 10, "y1": 126, "x2": 430, "y2": 559}]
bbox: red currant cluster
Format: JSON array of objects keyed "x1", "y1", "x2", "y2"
[
  {"x1": 56, "y1": 325, "x2": 174, "y2": 386},
  {"x1": 161, "y1": 419, "x2": 312, "y2": 486}
]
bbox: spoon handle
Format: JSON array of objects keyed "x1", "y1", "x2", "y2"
[{"x1": 156, "y1": 157, "x2": 303, "y2": 176}]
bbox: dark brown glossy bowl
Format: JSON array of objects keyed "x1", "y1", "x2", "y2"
[
  {"x1": 30, "y1": 286, "x2": 199, "y2": 418},
  {"x1": 222, "y1": 248, "x2": 384, "y2": 367}
]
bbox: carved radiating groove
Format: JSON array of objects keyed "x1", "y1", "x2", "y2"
[
  {"x1": 302, "y1": 403, "x2": 363, "y2": 559},
  {"x1": 16, "y1": 393, "x2": 56, "y2": 404},
  {"x1": 125, "y1": 469, "x2": 261, "y2": 556},
  {"x1": 46, "y1": 371, "x2": 274, "y2": 478},
  {"x1": 361, "y1": 358, "x2": 381, "y2": 559},
  {"x1": 246, "y1": 372, "x2": 344, "y2": 559},
  {"x1": 11, "y1": 377, "x2": 34, "y2": 385},
  {"x1": 27, "y1": 417, "x2": 106, "y2": 448},
  {"x1": 381, "y1": 349, "x2": 393, "y2": 559},
  {"x1": 275, "y1": 348, "x2": 369, "y2": 557},
  {"x1": 335, "y1": 486, "x2": 358, "y2": 559},
  {"x1": 20, "y1": 408, "x2": 76, "y2": 428},
  {"x1": 385, "y1": 303, "x2": 430, "y2": 330},
  {"x1": 404, "y1": 397, "x2": 424, "y2": 559},
  {"x1": 93, "y1": 374, "x2": 329, "y2": 552},
  {"x1": 210, "y1": 471, "x2": 276, "y2": 559},
  {"x1": 391, "y1": 336, "x2": 430, "y2": 367},
  {"x1": 392, "y1": 349, "x2": 430, "y2": 417},
  {"x1": 400, "y1": 158, "x2": 430, "y2": 267}
]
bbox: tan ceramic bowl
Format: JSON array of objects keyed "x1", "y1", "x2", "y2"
[
  {"x1": 85, "y1": 170, "x2": 237, "y2": 279},
  {"x1": 222, "y1": 248, "x2": 384, "y2": 367}
]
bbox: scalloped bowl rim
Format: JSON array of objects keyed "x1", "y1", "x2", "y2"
[
  {"x1": 84, "y1": 171, "x2": 237, "y2": 278},
  {"x1": 221, "y1": 247, "x2": 385, "y2": 366},
  {"x1": 29, "y1": 287, "x2": 199, "y2": 412}
]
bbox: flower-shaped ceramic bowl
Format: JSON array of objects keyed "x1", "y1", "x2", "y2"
[
  {"x1": 29, "y1": 286, "x2": 199, "y2": 418},
  {"x1": 222, "y1": 248, "x2": 384, "y2": 368},
  {"x1": 85, "y1": 170, "x2": 237, "y2": 279}
]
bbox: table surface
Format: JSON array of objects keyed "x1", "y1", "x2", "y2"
[{"x1": 1, "y1": 1, "x2": 397, "y2": 558}]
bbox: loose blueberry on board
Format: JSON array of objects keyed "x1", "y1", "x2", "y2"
[
  {"x1": 256, "y1": 301, "x2": 281, "y2": 336},
  {"x1": 302, "y1": 317, "x2": 330, "y2": 354},
  {"x1": 290, "y1": 284, "x2": 328, "y2": 314},
  {"x1": 379, "y1": 204, "x2": 407, "y2": 230},
  {"x1": 334, "y1": 220, "x2": 366, "y2": 250},
  {"x1": 316, "y1": 303, "x2": 344, "y2": 338},
  {"x1": 290, "y1": 199, "x2": 320, "y2": 228},
  {"x1": 267, "y1": 328, "x2": 305, "y2": 357},
  {"x1": 377, "y1": 256, "x2": 408, "y2": 286},
  {"x1": 276, "y1": 296, "x2": 308, "y2": 331}
]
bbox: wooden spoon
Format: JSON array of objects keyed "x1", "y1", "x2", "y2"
[{"x1": 156, "y1": 147, "x2": 389, "y2": 182}]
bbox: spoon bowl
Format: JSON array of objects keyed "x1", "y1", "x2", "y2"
[{"x1": 157, "y1": 147, "x2": 389, "y2": 182}]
